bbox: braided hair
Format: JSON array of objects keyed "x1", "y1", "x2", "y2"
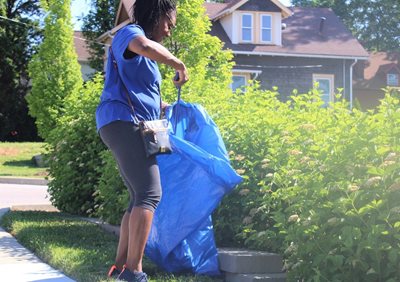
[{"x1": 132, "y1": 0, "x2": 177, "y2": 39}]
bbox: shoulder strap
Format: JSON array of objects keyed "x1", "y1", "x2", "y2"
[{"x1": 108, "y1": 46, "x2": 162, "y2": 121}]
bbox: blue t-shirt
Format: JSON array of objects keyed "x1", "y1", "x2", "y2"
[{"x1": 96, "y1": 24, "x2": 162, "y2": 131}]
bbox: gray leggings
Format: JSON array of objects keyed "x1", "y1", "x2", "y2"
[{"x1": 99, "y1": 121, "x2": 162, "y2": 213}]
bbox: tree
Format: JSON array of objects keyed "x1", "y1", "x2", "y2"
[
  {"x1": 0, "y1": 0, "x2": 42, "y2": 141},
  {"x1": 27, "y1": 0, "x2": 83, "y2": 141},
  {"x1": 291, "y1": 0, "x2": 400, "y2": 52},
  {"x1": 160, "y1": 0, "x2": 234, "y2": 105},
  {"x1": 81, "y1": 0, "x2": 120, "y2": 72}
]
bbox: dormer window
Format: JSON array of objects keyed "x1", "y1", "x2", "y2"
[
  {"x1": 260, "y1": 14, "x2": 272, "y2": 43},
  {"x1": 241, "y1": 14, "x2": 253, "y2": 42},
  {"x1": 387, "y1": 73, "x2": 399, "y2": 86}
]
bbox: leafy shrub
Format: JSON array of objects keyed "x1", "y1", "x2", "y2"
[
  {"x1": 211, "y1": 86, "x2": 400, "y2": 281},
  {"x1": 94, "y1": 150, "x2": 127, "y2": 224},
  {"x1": 46, "y1": 75, "x2": 105, "y2": 215}
]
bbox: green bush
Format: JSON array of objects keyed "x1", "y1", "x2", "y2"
[
  {"x1": 211, "y1": 86, "x2": 400, "y2": 281},
  {"x1": 46, "y1": 75, "x2": 105, "y2": 215},
  {"x1": 94, "y1": 150, "x2": 127, "y2": 224}
]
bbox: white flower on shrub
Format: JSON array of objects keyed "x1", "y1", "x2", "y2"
[
  {"x1": 327, "y1": 217, "x2": 340, "y2": 226},
  {"x1": 388, "y1": 183, "x2": 400, "y2": 192},
  {"x1": 303, "y1": 139, "x2": 314, "y2": 145},
  {"x1": 319, "y1": 164, "x2": 328, "y2": 172},
  {"x1": 266, "y1": 173, "x2": 274, "y2": 178},
  {"x1": 235, "y1": 154, "x2": 245, "y2": 161},
  {"x1": 239, "y1": 189, "x2": 250, "y2": 196},
  {"x1": 381, "y1": 160, "x2": 396, "y2": 168},
  {"x1": 364, "y1": 176, "x2": 382, "y2": 187},
  {"x1": 348, "y1": 184, "x2": 360, "y2": 192},
  {"x1": 261, "y1": 159, "x2": 271, "y2": 169},
  {"x1": 67, "y1": 161, "x2": 73, "y2": 166},
  {"x1": 390, "y1": 207, "x2": 400, "y2": 214},
  {"x1": 288, "y1": 214, "x2": 299, "y2": 223},
  {"x1": 257, "y1": 231, "x2": 266, "y2": 237},
  {"x1": 242, "y1": 216, "x2": 252, "y2": 225},
  {"x1": 249, "y1": 208, "x2": 258, "y2": 216},
  {"x1": 300, "y1": 123, "x2": 316, "y2": 131},
  {"x1": 385, "y1": 152, "x2": 397, "y2": 162},
  {"x1": 287, "y1": 169, "x2": 301, "y2": 176},
  {"x1": 284, "y1": 242, "x2": 297, "y2": 255},
  {"x1": 300, "y1": 156, "x2": 311, "y2": 164},
  {"x1": 288, "y1": 149, "x2": 302, "y2": 156},
  {"x1": 261, "y1": 158, "x2": 271, "y2": 164}
]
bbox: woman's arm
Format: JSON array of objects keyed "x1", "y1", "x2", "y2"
[{"x1": 128, "y1": 36, "x2": 189, "y2": 87}]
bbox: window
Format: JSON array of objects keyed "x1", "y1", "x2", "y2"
[
  {"x1": 231, "y1": 75, "x2": 247, "y2": 92},
  {"x1": 387, "y1": 73, "x2": 399, "y2": 86},
  {"x1": 313, "y1": 74, "x2": 334, "y2": 106},
  {"x1": 260, "y1": 15, "x2": 272, "y2": 43},
  {"x1": 241, "y1": 14, "x2": 253, "y2": 42}
]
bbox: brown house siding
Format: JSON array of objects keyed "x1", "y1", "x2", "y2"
[{"x1": 234, "y1": 55, "x2": 354, "y2": 100}]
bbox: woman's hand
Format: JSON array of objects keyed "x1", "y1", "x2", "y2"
[{"x1": 173, "y1": 62, "x2": 189, "y2": 87}]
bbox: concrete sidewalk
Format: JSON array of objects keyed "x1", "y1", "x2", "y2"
[{"x1": 0, "y1": 181, "x2": 76, "y2": 282}]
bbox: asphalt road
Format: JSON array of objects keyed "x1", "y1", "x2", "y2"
[{"x1": 0, "y1": 183, "x2": 51, "y2": 208}]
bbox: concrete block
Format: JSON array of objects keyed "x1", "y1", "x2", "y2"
[
  {"x1": 225, "y1": 272, "x2": 286, "y2": 282},
  {"x1": 218, "y1": 248, "x2": 283, "y2": 274}
]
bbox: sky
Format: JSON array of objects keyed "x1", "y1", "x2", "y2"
[{"x1": 71, "y1": 0, "x2": 292, "y2": 30}]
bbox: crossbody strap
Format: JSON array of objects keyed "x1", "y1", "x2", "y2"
[{"x1": 109, "y1": 46, "x2": 162, "y2": 122}]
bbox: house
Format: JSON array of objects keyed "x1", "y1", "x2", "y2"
[
  {"x1": 99, "y1": 0, "x2": 369, "y2": 107},
  {"x1": 73, "y1": 31, "x2": 96, "y2": 81},
  {"x1": 353, "y1": 52, "x2": 400, "y2": 110}
]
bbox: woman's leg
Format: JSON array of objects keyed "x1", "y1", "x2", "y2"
[
  {"x1": 99, "y1": 121, "x2": 161, "y2": 273},
  {"x1": 126, "y1": 207, "x2": 154, "y2": 272},
  {"x1": 115, "y1": 211, "x2": 130, "y2": 269}
]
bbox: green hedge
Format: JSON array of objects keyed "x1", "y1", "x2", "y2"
[
  {"x1": 211, "y1": 85, "x2": 400, "y2": 281},
  {"x1": 46, "y1": 75, "x2": 105, "y2": 215}
]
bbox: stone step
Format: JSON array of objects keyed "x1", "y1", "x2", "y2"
[
  {"x1": 225, "y1": 272, "x2": 286, "y2": 282},
  {"x1": 218, "y1": 248, "x2": 284, "y2": 274}
]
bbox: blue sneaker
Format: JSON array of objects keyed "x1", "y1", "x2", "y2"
[
  {"x1": 117, "y1": 266, "x2": 148, "y2": 282},
  {"x1": 107, "y1": 265, "x2": 121, "y2": 278}
]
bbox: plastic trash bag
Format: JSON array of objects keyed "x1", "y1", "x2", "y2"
[{"x1": 145, "y1": 100, "x2": 243, "y2": 275}]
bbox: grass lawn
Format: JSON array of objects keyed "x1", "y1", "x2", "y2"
[
  {"x1": 0, "y1": 211, "x2": 222, "y2": 282},
  {"x1": 0, "y1": 142, "x2": 48, "y2": 178}
]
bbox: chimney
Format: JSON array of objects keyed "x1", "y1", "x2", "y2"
[{"x1": 319, "y1": 17, "x2": 326, "y2": 34}]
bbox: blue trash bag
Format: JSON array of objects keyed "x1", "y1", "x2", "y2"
[{"x1": 144, "y1": 100, "x2": 243, "y2": 275}]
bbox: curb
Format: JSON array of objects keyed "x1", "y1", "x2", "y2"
[
  {"x1": 0, "y1": 177, "x2": 48, "y2": 186},
  {"x1": 8, "y1": 205, "x2": 121, "y2": 237}
]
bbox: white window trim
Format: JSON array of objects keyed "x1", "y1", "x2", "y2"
[
  {"x1": 260, "y1": 14, "x2": 272, "y2": 43},
  {"x1": 387, "y1": 73, "x2": 399, "y2": 86},
  {"x1": 313, "y1": 74, "x2": 335, "y2": 105},
  {"x1": 231, "y1": 72, "x2": 251, "y2": 91},
  {"x1": 241, "y1": 13, "x2": 253, "y2": 43}
]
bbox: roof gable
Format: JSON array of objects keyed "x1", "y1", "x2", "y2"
[
  {"x1": 379, "y1": 63, "x2": 400, "y2": 75},
  {"x1": 209, "y1": 0, "x2": 292, "y2": 20},
  {"x1": 238, "y1": 0, "x2": 281, "y2": 12}
]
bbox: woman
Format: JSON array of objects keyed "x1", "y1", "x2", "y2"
[{"x1": 95, "y1": 0, "x2": 189, "y2": 281}]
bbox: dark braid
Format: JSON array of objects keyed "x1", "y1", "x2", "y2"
[{"x1": 132, "y1": 0, "x2": 177, "y2": 39}]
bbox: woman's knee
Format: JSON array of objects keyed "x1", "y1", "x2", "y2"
[{"x1": 135, "y1": 189, "x2": 162, "y2": 212}]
